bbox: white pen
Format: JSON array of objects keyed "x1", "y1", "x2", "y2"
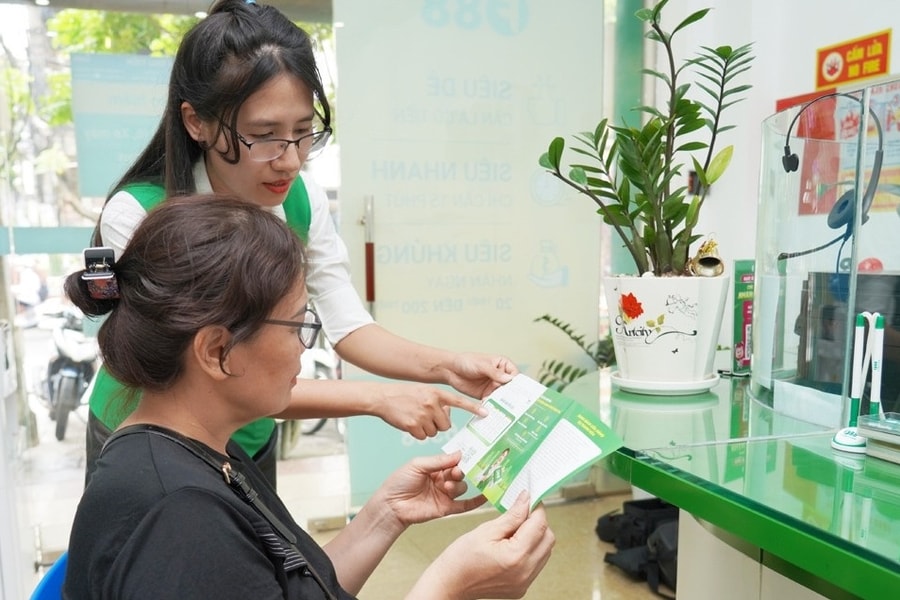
[
  {"x1": 870, "y1": 313, "x2": 884, "y2": 417},
  {"x1": 849, "y1": 313, "x2": 867, "y2": 427},
  {"x1": 832, "y1": 312, "x2": 871, "y2": 453}
]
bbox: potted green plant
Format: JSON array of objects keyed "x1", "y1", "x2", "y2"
[{"x1": 538, "y1": 0, "x2": 754, "y2": 391}]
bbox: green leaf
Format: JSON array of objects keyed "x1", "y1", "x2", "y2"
[
  {"x1": 617, "y1": 178, "x2": 632, "y2": 207},
  {"x1": 601, "y1": 205, "x2": 633, "y2": 228},
  {"x1": 645, "y1": 29, "x2": 666, "y2": 44},
  {"x1": 573, "y1": 164, "x2": 604, "y2": 174},
  {"x1": 675, "y1": 141, "x2": 707, "y2": 153},
  {"x1": 661, "y1": 191, "x2": 688, "y2": 212},
  {"x1": 538, "y1": 152, "x2": 552, "y2": 169},
  {"x1": 685, "y1": 195, "x2": 701, "y2": 227},
  {"x1": 705, "y1": 146, "x2": 734, "y2": 184},
  {"x1": 694, "y1": 82, "x2": 719, "y2": 101},
  {"x1": 723, "y1": 83, "x2": 753, "y2": 96},
  {"x1": 691, "y1": 158, "x2": 708, "y2": 186},
  {"x1": 641, "y1": 68, "x2": 672, "y2": 87},
  {"x1": 571, "y1": 147, "x2": 604, "y2": 162},
  {"x1": 547, "y1": 137, "x2": 564, "y2": 169},
  {"x1": 582, "y1": 174, "x2": 613, "y2": 187},
  {"x1": 638, "y1": 106, "x2": 666, "y2": 120},
  {"x1": 588, "y1": 187, "x2": 621, "y2": 204},
  {"x1": 570, "y1": 166, "x2": 588, "y2": 185},
  {"x1": 675, "y1": 120, "x2": 706, "y2": 136},
  {"x1": 672, "y1": 9, "x2": 710, "y2": 36}
]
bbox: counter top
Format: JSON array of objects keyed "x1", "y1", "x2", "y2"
[{"x1": 566, "y1": 371, "x2": 900, "y2": 599}]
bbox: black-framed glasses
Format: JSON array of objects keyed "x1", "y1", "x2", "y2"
[
  {"x1": 225, "y1": 123, "x2": 332, "y2": 162},
  {"x1": 263, "y1": 307, "x2": 322, "y2": 349}
]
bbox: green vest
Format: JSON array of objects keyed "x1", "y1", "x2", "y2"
[{"x1": 89, "y1": 180, "x2": 312, "y2": 457}]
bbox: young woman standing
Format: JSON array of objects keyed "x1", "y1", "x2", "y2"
[{"x1": 85, "y1": 0, "x2": 517, "y2": 487}]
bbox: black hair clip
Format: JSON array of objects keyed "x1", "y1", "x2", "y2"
[{"x1": 82, "y1": 247, "x2": 120, "y2": 300}]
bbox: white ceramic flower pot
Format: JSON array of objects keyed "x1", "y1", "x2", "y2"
[{"x1": 604, "y1": 274, "x2": 729, "y2": 393}]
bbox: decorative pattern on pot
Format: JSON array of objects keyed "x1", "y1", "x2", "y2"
[{"x1": 605, "y1": 275, "x2": 729, "y2": 385}]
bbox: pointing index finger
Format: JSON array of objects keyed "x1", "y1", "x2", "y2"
[{"x1": 439, "y1": 390, "x2": 489, "y2": 417}]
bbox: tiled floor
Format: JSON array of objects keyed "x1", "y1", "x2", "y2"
[
  {"x1": 19, "y1": 381, "x2": 661, "y2": 599},
  {"x1": 346, "y1": 495, "x2": 666, "y2": 599}
]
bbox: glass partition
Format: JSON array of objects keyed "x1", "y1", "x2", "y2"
[{"x1": 752, "y1": 81, "x2": 900, "y2": 429}]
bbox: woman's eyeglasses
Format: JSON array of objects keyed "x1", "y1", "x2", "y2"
[
  {"x1": 263, "y1": 308, "x2": 322, "y2": 349},
  {"x1": 223, "y1": 123, "x2": 332, "y2": 162}
]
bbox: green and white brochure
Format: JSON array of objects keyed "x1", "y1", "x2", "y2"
[{"x1": 443, "y1": 374, "x2": 624, "y2": 512}]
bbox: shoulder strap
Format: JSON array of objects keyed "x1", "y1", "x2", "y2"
[
  {"x1": 121, "y1": 180, "x2": 311, "y2": 241},
  {"x1": 104, "y1": 424, "x2": 338, "y2": 600},
  {"x1": 105, "y1": 425, "x2": 294, "y2": 542}
]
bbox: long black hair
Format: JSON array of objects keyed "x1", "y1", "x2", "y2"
[{"x1": 92, "y1": 0, "x2": 331, "y2": 245}]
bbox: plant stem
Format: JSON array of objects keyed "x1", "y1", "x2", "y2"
[{"x1": 549, "y1": 168, "x2": 650, "y2": 274}]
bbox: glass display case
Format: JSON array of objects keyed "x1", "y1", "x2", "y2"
[
  {"x1": 568, "y1": 370, "x2": 900, "y2": 598},
  {"x1": 752, "y1": 80, "x2": 900, "y2": 427}
]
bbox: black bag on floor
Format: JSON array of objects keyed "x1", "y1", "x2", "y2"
[
  {"x1": 646, "y1": 520, "x2": 678, "y2": 596},
  {"x1": 595, "y1": 497, "x2": 678, "y2": 549},
  {"x1": 598, "y1": 499, "x2": 679, "y2": 599}
]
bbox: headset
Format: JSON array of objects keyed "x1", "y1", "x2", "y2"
[{"x1": 778, "y1": 92, "x2": 884, "y2": 261}]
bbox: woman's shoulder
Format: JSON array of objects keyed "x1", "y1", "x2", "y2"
[
  {"x1": 100, "y1": 190, "x2": 151, "y2": 258},
  {"x1": 74, "y1": 432, "x2": 242, "y2": 541},
  {"x1": 104, "y1": 187, "x2": 151, "y2": 220},
  {"x1": 97, "y1": 430, "x2": 230, "y2": 491},
  {"x1": 82, "y1": 431, "x2": 262, "y2": 538}
]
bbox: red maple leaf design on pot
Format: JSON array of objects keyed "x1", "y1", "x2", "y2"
[{"x1": 619, "y1": 292, "x2": 644, "y2": 323}]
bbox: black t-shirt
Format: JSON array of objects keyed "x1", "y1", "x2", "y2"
[{"x1": 63, "y1": 427, "x2": 356, "y2": 600}]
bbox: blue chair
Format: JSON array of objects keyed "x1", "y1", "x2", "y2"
[{"x1": 30, "y1": 551, "x2": 67, "y2": 600}]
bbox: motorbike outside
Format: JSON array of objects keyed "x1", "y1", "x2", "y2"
[{"x1": 42, "y1": 307, "x2": 98, "y2": 441}]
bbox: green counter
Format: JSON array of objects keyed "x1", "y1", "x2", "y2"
[{"x1": 568, "y1": 372, "x2": 900, "y2": 599}]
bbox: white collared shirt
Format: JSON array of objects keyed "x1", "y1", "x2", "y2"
[{"x1": 100, "y1": 163, "x2": 374, "y2": 344}]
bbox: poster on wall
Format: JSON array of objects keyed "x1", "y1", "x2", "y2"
[
  {"x1": 71, "y1": 53, "x2": 171, "y2": 198},
  {"x1": 334, "y1": 0, "x2": 605, "y2": 506},
  {"x1": 816, "y1": 29, "x2": 891, "y2": 90},
  {"x1": 777, "y1": 83, "x2": 900, "y2": 221},
  {"x1": 335, "y1": 1, "x2": 604, "y2": 373},
  {"x1": 777, "y1": 91, "x2": 842, "y2": 217},
  {"x1": 821, "y1": 81, "x2": 900, "y2": 222}
]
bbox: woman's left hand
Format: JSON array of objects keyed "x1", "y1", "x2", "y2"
[{"x1": 376, "y1": 451, "x2": 487, "y2": 528}]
